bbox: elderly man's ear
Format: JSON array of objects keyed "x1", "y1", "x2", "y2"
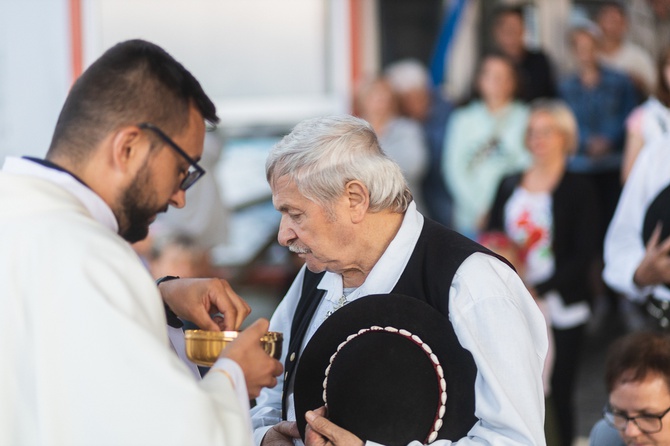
[{"x1": 345, "y1": 180, "x2": 370, "y2": 223}]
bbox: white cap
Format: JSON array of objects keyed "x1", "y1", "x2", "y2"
[{"x1": 384, "y1": 59, "x2": 429, "y2": 93}]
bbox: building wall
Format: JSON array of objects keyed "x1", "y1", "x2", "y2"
[{"x1": 0, "y1": 0, "x2": 71, "y2": 162}]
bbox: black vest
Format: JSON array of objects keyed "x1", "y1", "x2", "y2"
[{"x1": 282, "y1": 218, "x2": 512, "y2": 440}]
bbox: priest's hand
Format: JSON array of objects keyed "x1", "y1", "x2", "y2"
[
  {"x1": 221, "y1": 318, "x2": 283, "y2": 399},
  {"x1": 158, "y1": 277, "x2": 250, "y2": 331},
  {"x1": 305, "y1": 406, "x2": 363, "y2": 446},
  {"x1": 260, "y1": 421, "x2": 300, "y2": 446},
  {"x1": 633, "y1": 223, "x2": 670, "y2": 288}
]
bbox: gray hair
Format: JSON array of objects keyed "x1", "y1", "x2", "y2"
[
  {"x1": 528, "y1": 98, "x2": 579, "y2": 154},
  {"x1": 266, "y1": 115, "x2": 411, "y2": 213}
]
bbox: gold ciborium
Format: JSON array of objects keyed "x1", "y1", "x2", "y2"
[{"x1": 184, "y1": 330, "x2": 283, "y2": 367}]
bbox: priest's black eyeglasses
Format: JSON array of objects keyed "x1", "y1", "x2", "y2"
[{"x1": 138, "y1": 122, "x2": 206, "y2": 191}]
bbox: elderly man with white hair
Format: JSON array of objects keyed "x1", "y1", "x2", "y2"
[{"x1": 250, "y1": 115, "x2": 548, "y2": 446}]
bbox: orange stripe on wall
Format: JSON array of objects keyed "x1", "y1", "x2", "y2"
[
  {"x1": 349, "y1": 0, "x2": 361, "y2": 113},
  {"x1": 69, "y1": 0, "x2": 83, "y2": 83}
]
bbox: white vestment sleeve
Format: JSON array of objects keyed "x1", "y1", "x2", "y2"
[
  {"x1": 207, "y1": 358, "x2": 252, "y2": 436},
  {"x1": 603, "y1": 139, "x2": 669, "y2": 300}
]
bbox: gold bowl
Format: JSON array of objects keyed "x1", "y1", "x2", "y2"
[{"x1": 184, "y1": 330, "x2": 283, "y2": 367}]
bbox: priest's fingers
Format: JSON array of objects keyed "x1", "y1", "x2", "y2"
[
  {"x1": 221, "y1": 318, "x2": 283, "y2": 399},
  {"x1": 305, "y1": 408, "x2": 363, "y2": 446},
  {"x1": 206, "y1": 278, "x2": 251, "y2": 330},
  {"x1": 156, "y1": 278, "x2": 240, "y2": 331},
  {"x1": 157, "y1": 278, "x2": 219, "y2": 330}
]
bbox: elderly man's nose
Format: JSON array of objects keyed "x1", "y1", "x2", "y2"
[{"x1": 277, "y1": 216, "x2": 295, "y2": 246}]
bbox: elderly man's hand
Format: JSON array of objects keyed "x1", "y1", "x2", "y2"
[
  {"x1": 158, "y1": 278, "x2": 251, "y2": 331},
  {"x1": 634, "y1": 223, "x2": 670, "y2": 288},
  {"x1": 260, "y1": 421, "x2": 301, "y2": 446},
  {"x1": 220, "y1": 318, "x2": 283, "y2": 399},
  {"x1": 305, "y1": 407, "x2": 363, "y2": 446}
]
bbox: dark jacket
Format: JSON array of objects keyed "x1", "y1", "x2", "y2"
[{"x1": 486, "y1": 171, "x2": 599, "y2": 306}]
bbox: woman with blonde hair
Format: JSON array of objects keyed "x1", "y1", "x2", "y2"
[{"x1": 485, "y1": 99, "x2": 600, "y2": 446}]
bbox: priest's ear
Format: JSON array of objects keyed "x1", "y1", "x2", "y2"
[{"x1": 108, "y1": 125, "x2": 150, "y2": 174}]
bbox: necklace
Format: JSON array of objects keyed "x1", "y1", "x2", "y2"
[{"x1": 325, "y1": 294, "x2": 349, "y2": 320}]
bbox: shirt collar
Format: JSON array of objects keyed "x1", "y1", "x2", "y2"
[
  {"x1": 318, "y1": 201, "x2": 424, "y2": 299},
  {"x1": 2, "y1": 156, "x2": 119, "y2": 233}
]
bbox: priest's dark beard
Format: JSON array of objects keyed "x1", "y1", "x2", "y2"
[{"x1": 119, "y1": 163, "x2": 167, "y2": 243}]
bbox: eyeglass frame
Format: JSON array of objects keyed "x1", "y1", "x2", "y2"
[
  {"x1": 603, "y1": 403, "x2": 670, "y2": 434},
  {"x1": 137, "y1": 122, "x2": 206, "y2": 191}
]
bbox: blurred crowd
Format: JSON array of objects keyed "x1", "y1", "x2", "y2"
[
  {"x1": 351, "y1": 4, "x2": 670, "y2": 444},
  {"x1": 126, "y1": 1, "x2": 670, "y2": 445}
]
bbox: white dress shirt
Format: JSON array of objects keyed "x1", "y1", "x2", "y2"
[
  {"x1": 251, "y1": 202, "x2": 548, "y2": 446},
  {"x1": 604, "y1": 137, "x2": 670, "y2": 301}
]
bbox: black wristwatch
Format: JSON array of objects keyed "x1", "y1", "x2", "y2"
[{"x1": 156, "y1": 275, "x2": 180, "y2": 286}]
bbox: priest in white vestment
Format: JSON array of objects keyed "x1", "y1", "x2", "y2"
[{"x1": 0, "y1": 39, "x2": 282, "y2": 446}]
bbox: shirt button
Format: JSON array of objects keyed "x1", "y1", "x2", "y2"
[{"x1": 290, "y1": 352, "x2": 296, "y2": 362}]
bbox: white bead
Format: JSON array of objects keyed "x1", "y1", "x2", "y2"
[
  {"x1": 441, "y1": 391, "x2": 447, "y2": 404},
  {"x1": 439, "y1": 405, "x2": 446, "y2": 418},
  {"x1": 384, "y1": 326, "x2": 398, "y2": 333},
  {"x1": 421, "y1": 343, "x2": 432, "y2": 354},
  {"x1": 436, "y1": 365, "x2": 444, "y2": 378},
  {"x1": 371, "y1": 325, "x2": 383, "y2": 331},
  {"x1": 347, "y1": 334, "x2": 357, "y2": 341},
  {"x1": 430, "y1": 353, "x2": 439, "y2": 364},
  {"x1": 411, "y1": 334, "x2": 423, "y2": 344},
  {"x1": 428, "y1": 431, "x2": 438, "y2": 443},
  {"x1": 322, "y1": 390, "x2": 327, "y2": 403},
  {"x1": 434, "y1": 419, "x2": 443, "y2": 431},
  {"x1": 325, "y1": 364, "x2": 331, "y2": 376},
  {"x1": 399, "y1": 329, "x2": 411, "y2": 337},
  {"x1": 440, "y1": 378, "x2": 446, "y2": 391}
]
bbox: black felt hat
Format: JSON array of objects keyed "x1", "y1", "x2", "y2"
[{"x1": 293, "y1": 294, "x2": 449, "y2": 446}]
